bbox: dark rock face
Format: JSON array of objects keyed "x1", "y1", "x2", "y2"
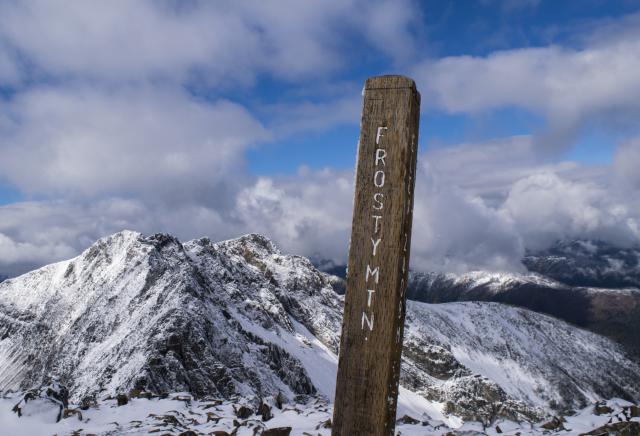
[
  {"x1": 581, "y1": 421, "x2": 640, "y2": 435},
  {"x1": 116, "y1": 393, "x2": 128, "y2": 406}
]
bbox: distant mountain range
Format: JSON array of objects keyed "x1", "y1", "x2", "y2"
[
  {"x1": 1, "y1": 231, "x2": 639, "y2": 429},
  {"x1": 523, "y1": 239, "x2": 640, "y2": 289},
  {"x1": 316, "y1": 240, "x2": 640, "y2": 359}
]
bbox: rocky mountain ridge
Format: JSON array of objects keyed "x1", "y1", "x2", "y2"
[
  {"x1": 1, "y1": 231, "x2": 639, "y2": 426},
  {"x1": 406, "y1": 269, "x2": 640, "y2": 359},
  {"x1": 316, "y1": 239, "x2": 640, "y2": 359}
]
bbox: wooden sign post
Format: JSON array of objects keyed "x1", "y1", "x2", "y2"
[{"x1": 332, "y1": 76, "x2": 421, "y2": 436}]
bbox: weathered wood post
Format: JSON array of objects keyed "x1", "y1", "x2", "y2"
[{"x1": 332, "y1": 75, "x2": 421, "y2": 435}]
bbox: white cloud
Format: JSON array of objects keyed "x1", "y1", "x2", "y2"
[
  {"x1": 0, "y1": 0, "x2": 419, "y2": 86},
  {"x1": 422, "y1": 136, "x2": 585, "y2": 205},
  {"x1": 228, "y1": 137, "x2": 640, "y2": 273},
  {"x1": 235, "y1": 170, "x2": 354, "y2": 262},
  {"x1": 410, "y1": 159, "x2": 526, "y2": 273},
  {"x1": 1, "y1": 3, "x2": 639, "y2": 277},
  {"x1": 413, "y1": 14, "x2": 640, "y2": 151},
  {"x1": 0, "y1": 85, "x2": 267, "y2": 198},
  {"x1": 0, "y1": 197, "x2": 241, "y2": 276},
  {"x1": 503, "y1": 172, "x2": 639, "y2": 250},
  {"x1": 2, "y1": 136, "x2": 640, "y2": 276},
  {"x1": 613, "y1": 138, "x2": 640, "y2": 191}
]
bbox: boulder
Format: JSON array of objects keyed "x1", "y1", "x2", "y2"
[
  {"x1": 262, "y1": 427, "x2": 292, "y2": 436},
  {"x1": 581, "y1": 421, "x2": 640, "y2": 436}
]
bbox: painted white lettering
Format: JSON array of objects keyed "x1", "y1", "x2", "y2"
[
  {"x1": 375, "y1": 148, "x2": 387, "y2": 166},
  {"x1": 374, "y1": 170, "x2": 385, "y2": 188},
  {"x1": 373, "y1": 192, "x2": 384, "y2": 210},
  {"x1": 366, "y1": 265, "x2": 379, "y2": 284},
  {"x1": 371, "y1": 237, "x2": 381, "y2": 256},
  {"x1": 367, "y1": 289, "x2": 375, "y2": 306},
  {"x1": 376, "y1": 127, "x2": 388, "y2": 145},
  {"x1": 372, "y1": 215, "x2": 382, "y2": 233},
  {"x1": 362, "y1": 311, "x2": 374, "y2": 331}
]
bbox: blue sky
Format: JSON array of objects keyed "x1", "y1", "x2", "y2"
[
  {"x1": 232, "y1": 0, "x2": 640, "y2": 176},
  {"x1": 1, "y1": 0, "x2": 640, "y2": 276}
]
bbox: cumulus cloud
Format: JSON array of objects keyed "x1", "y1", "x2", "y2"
[
  {"x1": 234, "y1": 169, "x2": 354, "y2": 262},
  {"x1": 410, "y1": 160, "x2": 525, "y2": 273},
  {"x1": 422, "y1": 136, "x2": 586, "y2": 206},
  {"x1": 412, "y1": 14, "x2": 640, "y2": 151},
  {"x1": 2, "y1": 135, "x2": 640, "y2": 276},
  {"x1": 504, "y1": 172, "x2": 639, "y2": 250},
  {"x1": 0, "y1": 85, "x2": 268, "y2": 202},
  {"x1": 1, "y1": 3, "x2": 639, "y2": 277},
  {"x1": 226, "y1": 137, "x2": 640, "y2": 274},
  {"x1": 613, "y1": 138, "x2": 640, "y2": 191},
  {"x1": 0, "y1": 197, "x2": 247, "y2": 276},
  {"x1": 0, "y1": 0, "x2": 419, "y2": 86}
]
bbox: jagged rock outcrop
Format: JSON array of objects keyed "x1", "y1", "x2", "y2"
[{"x1": 1, "y1": 231, "x2": 639, "y2": 425}]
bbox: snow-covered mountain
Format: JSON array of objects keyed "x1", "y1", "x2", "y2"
[
  {"x1": 407, "y1": 269, "x2": 640, "y2": 360},
  {"x1": 523, "y1": 239, "x2": 640, "y2": 289},
  {"x1": 1, "y1": 231, "x2": 639, "y2": 428}
]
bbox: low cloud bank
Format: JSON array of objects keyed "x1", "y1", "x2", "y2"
[{"x1": 3, "y1": 136, "x2": 639, "y2": 276}]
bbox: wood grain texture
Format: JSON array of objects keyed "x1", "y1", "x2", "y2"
[{"x1": 332, "y1": 75, "x2": 421, "y2": 436}]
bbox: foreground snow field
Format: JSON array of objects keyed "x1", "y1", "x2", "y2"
[{"x1": 1, "y1": 393, "x2": 639, "y2": 435}]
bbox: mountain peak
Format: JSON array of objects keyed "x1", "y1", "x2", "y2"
[
  {"x1": 213, "y1": 232, "x2": 281, "y2": 256},
  {"x1": 2, "y1": 231, "x2": 639, "y2": 428}
]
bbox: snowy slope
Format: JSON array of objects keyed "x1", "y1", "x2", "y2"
[
  {"x1": 404, "y1": 302, "x2": 639, "y2": 414},
  {"x1": 1, "y1": 231, "x2": 639, "y2": 427},
  {"x1": 317, "y1": 239, "x2": 640, "y2": 359},
  {"x1": 407, "y1": 268, "x2": 640, "y2": 359}
]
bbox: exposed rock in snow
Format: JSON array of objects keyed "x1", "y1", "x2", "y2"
[
  {"x1": 10, "y1": 380, "x2": 69, "y2": 423},
  {"x1": 1, "y1": 230, "x2": 639, "y2": 429},
  {"x1": 1, "y1": 391, "x2": 638, "y2": 436},
  {"x1": 404, "y1": 302, "x2": 640, "y2": 417}
]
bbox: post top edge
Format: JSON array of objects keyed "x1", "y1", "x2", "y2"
[{"x1": 365, "y1": 75, "x2": 417, "y2": 90}]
